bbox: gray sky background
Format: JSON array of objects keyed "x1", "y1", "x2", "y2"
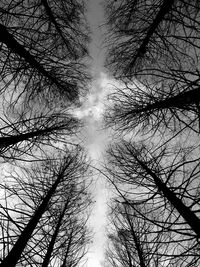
[
  {"x1": 74, "y1": 2, "x2": 139, "y2": 262},
  {"x1": 74, "y1": 1, "x2": 135, "y2": 265},
  {"x1": 75, "y1": 1, "x2": 112, "y2": 266}
]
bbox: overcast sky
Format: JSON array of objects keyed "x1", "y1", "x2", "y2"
[
  {"x1": 73, "y1": 2, "x2": 139, "y2": 264},
  {"x1": 74, "y1": 1, "x2": 112, "y2": 266},
  {"x1": 75, "y1": 74, "x2": 112, "y2": 266}
]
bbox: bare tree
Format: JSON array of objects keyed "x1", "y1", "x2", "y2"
[
  {"x1": 105, "y1": 202, "x2": 148, "y2": 267},
  {"x1": 104, "y1": 0, "x2": 200, "y2": 81},
  {"x1": 0, "y1": 107, "x2": 80, "y2": 161},
  {"x1": 104, "y1": 2, "x2": 200, "y2": 266},
  {"x1": 104, "y1": 0, "x2": 200, "y2": 136},
  {"x1": 105, "y1": 140, "x2": 200, "y2": 266},
  {"x1": 0, "y1": 2, "x2": 91, "y2": 266},
  {"x1": 0, "y1": 0, "x2": 90, "y2": 106},
  {"x1": 105, "y1": 80, "x2": 200, "y2": 136},
  {"x1": 105, "y1": 199, "x2": 180, "y2": 267},
  {"x1": 0, "y1": 146, "x2": 91, "y2": 266},
  {"x1": 105, "y1": 197, "x2": 200, "y2": 267}
]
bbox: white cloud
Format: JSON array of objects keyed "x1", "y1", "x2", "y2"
[
  {"x1": 72, "y1": 72, "x2": 140, "y2": 267},
  {"x1": 71, "y1": 73, "x2": 114, "y2": 266},
  {"x1": 73, "y1": 73, "x2": 107, "y2": 120}
]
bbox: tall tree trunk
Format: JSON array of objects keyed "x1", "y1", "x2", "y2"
[
  {"x1": 134, "y1": 155, "x2": 200, "y2": 238},
  {"x1": 125, "y1": 208, "x2": 146, "y2": 267},
  {"x1": 60, "y1": 229, "x2": 73, "y2": 267},
  {"x1": 0, "y1": 24, "x2": 73, "y2": 91},
  {"x1": 0, "y1": 124, "x2": 65, "y2": 150},
  {"x1": 130, "y1": 0, "x2": 175, "y2": 67},
  {"x1": 123, "y1": 239, "x2": 133, "y2": 267},
  {"x1": 40, "y1": 0, "x2": 72, "y2": 54},
  {"x1": 42, "y1": 201, "x2": 69, "y2": 267},
  {"x1": 131, "y1": 87, "x2": 200, "y2": 116},
  {"x1": 0, "y1": 171, "x2": 64, "y2": 267}
]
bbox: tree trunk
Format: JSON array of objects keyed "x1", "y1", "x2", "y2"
[
  {"x1": 125, "y1": 208, "x2": 146, "y2": 267},
  {"x1": 134, "y1": 155, "x2": 200, "y2": 238},
  {"x1": 0, "y1": 125, "x2": 63, "y2": 150},
  {"x1": 0, "y1": 24, "x2": 73, "y2": 91},
  {"x1": 0, "y1": 171, "x2": 64, "y2": 267},
  {"x1": 133, "y1": 87, "x2": 200, "y2": 115},
  {"x1": 40, "y1": 0, "x2": 72, "y2": 54},
  {"x1": 130, "y1": 0, "x2": 175, "y2": 67},
  {"x1": 42, "y1": 201, "x2": 69, "y2": 267},
  {"x1": 60, "y1": 229, "x2": 73, "y2": 267}
]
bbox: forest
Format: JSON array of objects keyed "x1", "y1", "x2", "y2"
[
  {"x1": 0, "y1": 0, "x2": 199, "y2": 266},
  {"x1": 103, "y1": 1, "x2": 200, "y2": 266}
]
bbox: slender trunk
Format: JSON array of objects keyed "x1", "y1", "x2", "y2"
[
  {"x1": 134, "y1": 155, "x2": 200, "y2": 238},
  {"x1": 123, "y1": 239, "x2": 133, "y2": 267},
  {"x1": 130, "y1": 0, "x2": 175, "y2": 67},
  {"x1": 42, "y1": 201, "x2": 69, "y2": 267},
  {"x1": 40, "y1": 0, "x2": 72, "y2": 54},
  {"x1": 0, "y1": 172, "x2": 64, "y2": 267},
  {"x1": 0, "y1": 119, "x2": 68, "y2": 150},
  {"x1": 60, "y1": 230, "x2": 73, "y2": 267},
  {"x1": 0, "y1": 24, "x2": 73, "y2": 91},
  {"x1": 125, "y1": 210, "x2": 146, "y2": 267},
  {"x1": 0, "y1": 126, "x2": 62, "y2": 150},
  {"x1": 134, "y1": 87, "x2": 200, "y2": 115}
]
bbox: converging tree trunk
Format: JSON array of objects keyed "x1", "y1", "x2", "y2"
[
  {"x1": 134, "y1": 154, "x2": 200, "y2": 238},
  {"x1": 0, "y1": 162, "x2": 67, "y2": 267},
  {"x1": 42, "y1": 201, "x2": 69, "y2": 267},
  {"x1": 0, "y1": 184, "x2": 56, "y2": 267},
  {"x1": 129, "y1": 0, "x2": 175, "y2": 70}
]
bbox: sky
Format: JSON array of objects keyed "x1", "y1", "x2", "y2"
[
  {"x1": 78, "y1": 74, "x2": 113, "y2": 267},
  {"x1": 74, "y1": 1, "x2": 113, "y2": 266},
  {"x1": 72, "y1": 1, "x2": 135, "y2": 265},
  {"x1": 0, "y1": 1, "x2": 115, "y2": 265}
]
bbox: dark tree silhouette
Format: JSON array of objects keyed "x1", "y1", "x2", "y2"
[
  {"x1": 104, "y1": 0, "x2": 200, "y2": 136},
  {"x1": 0, "y1": 108, "x2": 79, "y2": 161},
  {"x1": 105, "y1": 80, "x2": 200, "y2": 135},
  {"x1": 105, "y1": 198, "x2": 200, "y2": 267},
  {"x1": 105, "y1": 202, "x2": 148, "y2": 267},
  {"x1": 0, "y1": 147, "x2": 91, "y2": 266},
  {"x1": 105, "y1": 140, "x2": 200, "y2": 266},
  {"x1": 0, "y1": 0, "x2": 90, "y2": 105},
  {"x1": 104, "y1": 0, "x2": 200, "y2": 80},
  {"x1": 104, "y1": 2, "x2": 200, "y2": 266}
]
